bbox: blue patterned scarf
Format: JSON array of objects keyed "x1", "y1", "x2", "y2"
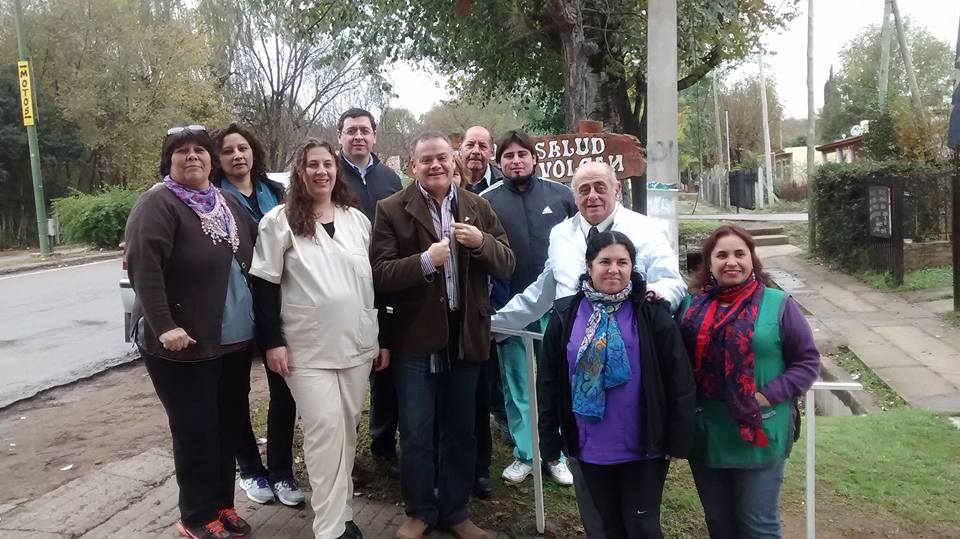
[{"x1": 573, "y1": 278, "x2": 633, "y2": 422}]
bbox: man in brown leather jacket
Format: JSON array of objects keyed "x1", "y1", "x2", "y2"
[{"x1": 370, "y1": 132, "x2": 514, "y2": 539}]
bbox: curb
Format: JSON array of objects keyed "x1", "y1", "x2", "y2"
[{"x1": 0, "y1": 251, "x2": 122, "y2": 276}]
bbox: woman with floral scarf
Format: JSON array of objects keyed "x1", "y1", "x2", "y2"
[
  {"x1": 125, "y1": 125, "x2": 258, "y2": 539},
  {"x1": 678, "y1": 225, "x2": 820, "y2": 538},
  {"x1": 538, "y1": 231, "x2": 695, "y2": 538}
]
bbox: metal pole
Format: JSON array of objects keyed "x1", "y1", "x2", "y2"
[
  {"x1": 759, "y1": 52, "x2": 776, "y2": 207},
  {"x1": 524, "y1": 335, "x2": 545, "y2": 534},
  {"x1": 890, "y1": 0, "x2": 926, "y2": 122},
  {"x1": 805, "y1": 388, "x2": 816, "y2": 539},
  {"x1": 878, "y1": 0, "x2": 893, "y2": 108},
  {"x1": 806, "y1": 0, "x2": 817, "y2": 252},
  {"x1": 712, "y1": 73, "x2": 725, "y2": 209},
  {"x1": 13, "y1": 0, "x2": 51, "y2": 254}
]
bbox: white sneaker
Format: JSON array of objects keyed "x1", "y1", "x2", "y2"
[
  {"x1": 273, "y1": 479, "x2": 305, "y2": 506},
  {"x1": 239, "y1": 476, "x2": 275, "y2": 504},
  {"x1": 501, "y1": 459, "x2": 533, "y2": 484},
  {"x1": 546, "y1": 460, "x2": 574, "y2": 486}
]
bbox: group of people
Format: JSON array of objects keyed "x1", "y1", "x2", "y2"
[{"x1": 124, "y1": 108, "x2": 820, "y2": 539}]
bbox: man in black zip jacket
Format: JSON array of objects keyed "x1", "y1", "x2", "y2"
[
  {"x1": 480, "y1": 130, "x2": 577, "y2": 488},
  {"x1": 337, "y1": 107, "x2": 403, "y2": 479}
]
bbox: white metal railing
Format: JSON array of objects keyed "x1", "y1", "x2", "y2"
[{"x1": 491, "y1": 324, "x2": 864, "y2": 538}]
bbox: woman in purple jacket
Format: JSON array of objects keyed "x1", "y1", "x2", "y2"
[
  {"x1": 678, "y1": 225, "x2": 820, "y2": 538},
  {"x1": 538, "y1": 231, "x2": 696, "y2": 538}
]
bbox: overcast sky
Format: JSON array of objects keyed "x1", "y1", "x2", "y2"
[{"x1": 387, "y1": 0, "x2": 960, "y2": 121}]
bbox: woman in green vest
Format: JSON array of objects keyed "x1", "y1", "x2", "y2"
[{"x1": 678, "y1": 225, "x2": 820, "y2": 538}]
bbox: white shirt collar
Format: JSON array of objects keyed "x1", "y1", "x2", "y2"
[
  {"x1": 483, "y1": 164, "x2": 492, "y2": 183},
  {"x1": 578, "y1": 203, "x2": 620, "y2": 238}
]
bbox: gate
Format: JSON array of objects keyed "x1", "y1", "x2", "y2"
[
  {"x1": 866, "y1": 177, "x2": 904, "y2": 286},
  {"x1": 728, "y1": 168, "x2": 757, "y2": 210}
]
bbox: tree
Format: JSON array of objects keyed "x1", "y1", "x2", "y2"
[
  {"x1": 819, "y1": 21, "x2": 954, "y2": 142},
  {"x1": 721, "y1": 75, "x2": 783, "y2": 163},
  {"x1": 198, "y1": 0, "x2": 388, "y2": 170},
  {"x1": 419, "y1": 97, "x2": 530, "y2": 141},
  {"x1": 8, "y1": 0, "x2": 230, "y2": 188},
  {"x1": 375, "y1": 107, "x2": 420, "y2": 161},
  {"x1": 305, "y1": 0, "x2": 796, "y2": 143}
]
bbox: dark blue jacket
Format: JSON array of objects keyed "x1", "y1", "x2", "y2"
[{"x1": 481, "y1": 176, "x2": 576, "y2": 302}]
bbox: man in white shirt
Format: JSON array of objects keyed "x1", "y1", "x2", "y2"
[{"x1": 492, "y1": 161, "x2": 686, "y2": 330}]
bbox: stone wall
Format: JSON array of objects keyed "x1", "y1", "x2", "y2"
[{"x1": 904, "y1": 240, "x2": 951, "y2": 271}]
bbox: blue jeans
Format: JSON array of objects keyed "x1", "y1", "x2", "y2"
[
  {"x1": 690, "y1": 460, "x2": 786, "y2": 539},
  {"x1": 393, "y1": 356, "x2": 481, "y2": 527}
]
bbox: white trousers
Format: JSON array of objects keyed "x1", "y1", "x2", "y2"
[{"x1": 286, "y1": 362, "x2": 371, "y2": 539}]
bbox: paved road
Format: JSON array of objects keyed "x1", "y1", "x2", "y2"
[
  {"x1": 0, "y1": 259, "x2": 134, "y2": 408},
  {"x1": 679, "y1": 212, "x2": 808, "y2": 222}
]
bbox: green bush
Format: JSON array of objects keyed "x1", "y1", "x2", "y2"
[
  {"x1": 813, "y1": 160, "x2": 950, "y2": 272},
  {"x1": 52, "y1": 187, "x2": 141, "y2": 248}
]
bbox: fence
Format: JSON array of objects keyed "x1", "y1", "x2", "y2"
[{"x1": 490, "y1": 326, "x2": 864, "y2": 538}]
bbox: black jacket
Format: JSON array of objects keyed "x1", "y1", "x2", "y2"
[
  {"x1": 340, "y1": 153, "x2": 402, "y2": 223},
  {"x1": 538, "y1": 275, "x2": 696, "y2": 461},
  {"x1": 466, "y1": 164, "x2": 505, "y2": 194},
  {"x1": 481, "y1": 175, "x2": 576, "y2": 298}
]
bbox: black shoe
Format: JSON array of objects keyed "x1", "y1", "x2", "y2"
[
  {"x1": 473, "y1": 476, "x2": 493, "y2": 500},
  {"x1": 375, "y1": 454, "x2": 401, "y2": 479},
  {"x1": 337, "y1": 520, "x2": 363, "y2": 539},
  {"x1": 176, "y1": 520, "x2": 232, "y2": 539}
]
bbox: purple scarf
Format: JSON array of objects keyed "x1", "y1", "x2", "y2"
[{"x1": 162, "y1": 175, "x2": 239, "y2": 253}]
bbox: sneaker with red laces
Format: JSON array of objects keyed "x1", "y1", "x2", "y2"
[
  {"x1": 218, "y1": 508, "x2": 251, "y2": 537},
  {"x1": 176, "y1": 519, "x2": 232, "y2": 539}
]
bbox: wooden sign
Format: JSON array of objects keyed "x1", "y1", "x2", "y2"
[
  {"x1": 868, "y1": 185, "x2": 892, "y2": 238},
  {"x1": 531, "y1": 133, "x2": 645, "y2": 183},
  {"x1": 17, "y1": 61, "x2": 35, "y2": 127}
]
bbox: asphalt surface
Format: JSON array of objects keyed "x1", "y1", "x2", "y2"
[{"x1": 0, "y1": 259, "x2": 135, "y2": 408}]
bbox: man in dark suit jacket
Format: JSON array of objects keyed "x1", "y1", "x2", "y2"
[
  {"x1": 370, "y1": 132, "x2": 514, "y2": 539},
  {"x1": 337, "y1": 107, "x2": 404, "y2": 478}
]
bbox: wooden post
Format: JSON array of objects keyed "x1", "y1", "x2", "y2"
[
  {"x1": 890, "y1": 0, "x2": 927, "y2": 123},
  {"x1": 879, "y1": 0, "x2": 893, "y2": 108},
  {"x1": 892, "y1": 178, "x2": 905, "y2": 286}
]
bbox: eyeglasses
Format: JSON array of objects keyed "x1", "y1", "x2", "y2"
[{"x1": 166, "y1": 124, "x2": 207, "y2": 136}]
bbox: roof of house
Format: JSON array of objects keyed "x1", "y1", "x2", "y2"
[{"x1": 815, "y1": 134, "x2": 864, "y2": 152}]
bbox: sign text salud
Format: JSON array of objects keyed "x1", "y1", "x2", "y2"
[{"x1": 532, "y1": 133, "x2": 645, "y2": 183}]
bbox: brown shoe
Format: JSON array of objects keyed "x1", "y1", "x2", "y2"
[
  {"x1": 447, "y1": 519, "x2": 488, "y2": 539},
  {"x1": 394, "y1": 517, "x2": 429, "y2": 539}
]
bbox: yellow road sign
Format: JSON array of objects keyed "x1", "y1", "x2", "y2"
[{"x1": 17, "y1": 60, "x2": 35, "y2": 126}]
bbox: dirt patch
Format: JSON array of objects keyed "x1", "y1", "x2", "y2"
[{"x1": 0, "y1": 359, "x2": 268, "y2": 505}]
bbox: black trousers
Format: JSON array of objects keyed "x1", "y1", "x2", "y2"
[
  {"x1": 487, "y1": 344, "x2": 507, "y2": 425},
  {"x1": 473, "y1": 352, "x2": 493, "y2": 480},
  {"x1": 577, "y1": 458, "x2": 670, "y2": 539},
  {"x1": 234, "y1": 357, "x2": 297, "y2": 484},
  {"x1": 144, "y1": 348, "x2": 250, "y2": 527},
  {"x1": 369, "y1": 362, "x2": 399, "y2": 459}
]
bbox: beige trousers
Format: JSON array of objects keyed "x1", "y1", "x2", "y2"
[{"x1": 286, "y1": 362, "x2": 371, "y2": 539}]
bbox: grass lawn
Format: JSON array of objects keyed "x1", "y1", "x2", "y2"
[
  {"x1": 855, "y1": 265, "x2": 952, "y2": 291},
  {"x1": 251, "y1": 394, "x2": 960, "y2": 537}
]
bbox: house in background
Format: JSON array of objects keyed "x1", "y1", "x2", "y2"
[
  {"x1": 773, "y1": 146, "x2": 823, "y2": 186},
  {"x1": 816, "y1": 134, "x2": 864, "y2": 164}
]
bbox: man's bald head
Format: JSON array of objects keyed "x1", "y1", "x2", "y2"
[{"x1": 571, "y1": 162, "x2": 621, "y2": 225}]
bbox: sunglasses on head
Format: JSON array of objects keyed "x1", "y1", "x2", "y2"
[{"x1": 166, "y1": 124, "x2": 207, "y2": 136}]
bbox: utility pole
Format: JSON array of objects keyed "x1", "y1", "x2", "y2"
[
  {"x1": 646, "y1": 0, "x2": 679, "y2": 253},
  {"x1": 13, "y1": 0, "x2": 51, "y2": 254},
  {"x1": 879, "y1": 0, "x2": 893, "y2": 108},
  {"x1": 759, "y1": 51, "x2": 776, "y2": 207},
  {"x1": 890, "y1": 0, "x2": 926, "y2": 122},
  {"x1": 806, "y1": 0, "x2": 817, "y2": 254},
  {"x1": 712, "y1": 72, "x2": 725, "y2": 208},
  {"x1": 725, "y1": 110, "x2": 731, "y2": 171}
]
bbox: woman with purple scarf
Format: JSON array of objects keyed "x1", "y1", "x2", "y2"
[
  {"x1": 125, "y1": 125, "x2": 258, "y2": 539},
  {"x1": 678, "y1": 225, "x2": 820, "y2": 539},
  {"x1": 538, "y1": 231, "x2": 695, "y2": 538}
]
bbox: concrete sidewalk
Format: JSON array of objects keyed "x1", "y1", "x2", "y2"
[
  {"x1": 764, "y1": 253, "x2": 960, "y2": 413},
  {"x1": 0, "y1": 244, "x2": 121, "y2": 275},
  {"x1": 0, "y1": 448, "x2": 505, "y2": 538}
]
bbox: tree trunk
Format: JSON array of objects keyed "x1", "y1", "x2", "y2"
[{"x1": 546, "y1": 0, "x2": 589, "y2": 131}]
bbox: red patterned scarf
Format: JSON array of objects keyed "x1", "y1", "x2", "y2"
[{"x1": 680, "y1": 275, "x2": 768, "y2": 447}]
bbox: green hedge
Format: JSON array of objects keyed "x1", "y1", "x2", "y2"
[
  {"x1": 813, "y1": 160, "x2": 950, "y2": 272},
  {"x1": 52, "y1": 187, "x2": 141, "y2": 248}
]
